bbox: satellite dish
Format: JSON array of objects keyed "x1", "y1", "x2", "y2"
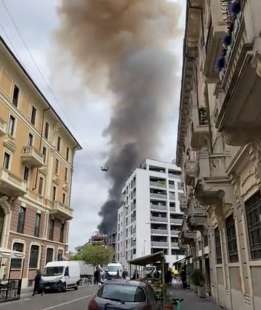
[{"x1": 101, "y1": 166, "x2": 109, "y2": 172}]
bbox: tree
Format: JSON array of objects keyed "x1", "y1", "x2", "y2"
[{"x1": 73, "y1": 244, "x2": 114, "y2": 266}]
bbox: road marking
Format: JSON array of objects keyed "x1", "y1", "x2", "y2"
[{"x1": 41, "y1": 294, "x2": 92, "y2": 310}]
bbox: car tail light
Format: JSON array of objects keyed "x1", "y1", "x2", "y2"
[{"x1": 88, "y1": 297, "x2": 99, "y2": 310}]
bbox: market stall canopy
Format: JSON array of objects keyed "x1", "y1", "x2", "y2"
[{"x1": 128, "y1": 251, "x2": 165, "y2": 266}]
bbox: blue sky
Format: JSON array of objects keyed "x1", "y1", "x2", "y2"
[{"x1": 0, "y1": 0, "x2": 186, "y2": 250}]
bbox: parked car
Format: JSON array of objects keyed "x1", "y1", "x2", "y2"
[
  {"x1": 88, "y1": 279, "x2": 160, "y2": 309},
  {"x1": 41, "y1": 261, "x2": 80, "y2": 292}
]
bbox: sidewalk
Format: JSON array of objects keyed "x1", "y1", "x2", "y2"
[{"x1": 169, "y1": 288, "x2": 221, "y2": 310}]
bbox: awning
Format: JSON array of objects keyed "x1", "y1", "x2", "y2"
[{"x1": 128, "y1": 252, "x2": 165, "y2": 266}]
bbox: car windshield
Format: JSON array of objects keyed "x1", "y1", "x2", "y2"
[
  {"x1": 98, "y1": 284, "x2": 146, "y2": 303},
  {"x1": 108, "y1": 266, "x2": 120, "y2": 272},
  {"x1": 43, "y1": 267, "x2": 64, "y2": 277}
]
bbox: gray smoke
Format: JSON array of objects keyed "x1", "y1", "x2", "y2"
[{"x1": 57, "y1": 0, "x2": 181, "y2": 233}]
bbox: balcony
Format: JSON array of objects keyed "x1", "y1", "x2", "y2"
[
  {"x1": 180, "y1": 231, "x2": 197, "y2": 245},
  {"x1": 150, "y1": 204, "x2": 167, "y2": 212},
  {"x1": 184, "y1": 159, "x2": 199, "y2": 185},
  {"x1": 191, "y1": 106, "x2": 209, "y2": 150},
  {"x1": 170, "y1": 218, "x2": 183, "y2": 225},
  {"x1": 150, "y1": 181, "x2": 166, "y2": 189},
  {"x1": 171, "y1": 230, "x2": 180, "y2": 236},
  {"x1": 21, "y1": 146, "x2": 44, "y2": 167},
  {"x1": 51, "y1": 201, "x2": 73, "y2": 220},
  {"x1": 171, "y1": 242, "x2": 179, "y2": 248},
  {"x1": 150, "y1": 216, "x2": 167, "y2": 223},
  {"x1": 215, "y1": 13, "x2": 261, "y2": 145},
  {"x1": 151, "y1": 229, "x2": 168, "y2": 235},
  {"x1": 0, "y1": 169, "x2": 26, "y2": 196},
  {"x1": 169, "y1": 193, "x2": 175, "y2": 201},
  {"x1": 150, "y1": 193, "x2": 167, "y2": 200},
  {"x1": 0, "y1": 118, "x2": 7, "y2": 136},
  {"x1": 187, "y1": 207, "x2": 208, "y2": 231},
  {"x1": 151, "y1": 241, "x2": 168, "y2": 248}
]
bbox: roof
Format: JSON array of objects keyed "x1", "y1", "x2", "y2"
[
  {"x1": 0, "y1": 35, "x2": 82, "y2": 150},
  {"x1": 128, "y1": 252, "x2": 165, "y2": 266},
  {"x1": 104, "y1": 279, "x2": 146, "y2": 288}
]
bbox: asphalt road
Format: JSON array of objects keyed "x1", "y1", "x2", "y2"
[{"x1": 0, "y1": 286, "x2": 98, "y2": 310}]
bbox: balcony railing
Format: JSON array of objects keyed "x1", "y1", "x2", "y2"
[
  {"x1": 169, "y1": 194, "x2": 175, "y2": 201},
  {"x1": 150, "y1": 193, "x2": 167, "y2": 200},
  {"x1": 150, "y1": 216, "x2": 168, "y2": 223},
  {"x1": 171, "y1": 242, "x2": 179, "y2": 248},
  {"x1": 151, "y1": 241, "x2": 168, "y2": 248},
  {"x1": 150, "y1": 181, "x2": 166, "y2": 189},
  {"x1": 151, "y1": 229, "x2": 168, "y2": 235},
  {"x1": 21, "y1": 146, "x2": 44, "y2": 167},
  {"x1": 170, "y1": 218, "x2": 183, "y2": 225},
  {"x1": 0, "y1": 169, "x2": 26, "y2": 196},
  {"x1": 150, "y1": 204, "x2": 167, "y2": 212},
  {"x1": 51, "y1": 201, "x2": 73, "y2": 220},
  {"x1": 0, "y1": 118, "x2": 7, "y2": 136}
]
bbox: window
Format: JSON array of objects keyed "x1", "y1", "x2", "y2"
[
  {"x1": 44, "y1": 122, "x2": 49, "y2": 139},
  {"x1": 226, "y1": 215, "x2": 238, "y2": 262},
  {"x1": 52, "y1": 186, "x2": 56, "y2": 201},
  {"x1": 23, "y1": 166, "x2": 29, "y2": 181},
  {"x1": 64, "y1": 266, "x2": 69, "y2": 276},
  {"x1": 42, "y1": 146, "x2": 47, "y2": 163},
  {"x1": 49, "y1": 219, "x2": 55, "y2": 240},
  {"x1": 8, "y1": 115, "x2": 15, "y2": 136},
  {"x1": 29, "y1": 245, "x2": 39, "y2": 269},
  {"x1": 62, "y1": 193, "x2": 66, "y2": 205},
  {"x1": 60, "y1": 223, "x2": 65, "y2": 243},
  {"x1": 34, "y1": 213, "x2": 41, "y2": 237},
  {"x1": 38, "y1": 177, "x2": 44, "y2": 196},
  {"x1": 3, "y1": 152, "x2": 10, "y2": 170},
  {"x1": 46, "y1": 248, "x2": 54, "y2": 264},
  {"x1": 10, "y1": 242, "x2": 24, "y2": 269},
  {"x1": 31, "y1": 106, "x2": 37, "y2": 125},
  {"x1": 66, "y1": 147, "x2": 70, "y2": 161},
  {"x1": 12, "y1": 85, "x2": 19, "y2": 107},
  {"x1": 215, "y1": 227, "x2": 222, "y2": 264},
  {"x1": 64, "y1": 167, "x2": 68, "y2": 182},
  {"x1": 245, "y1": 191, "x2": 261, "y2": 259},
  {"x1": 55, "y1": 159, "x2": 59, "y2": 175},
  {"x1": 57, "y1": 136, "x2": 61, "y2": 152},
  {"x1": 28, "y1": 133, "x2": 33, "y2": 146},
  {"x1": 17, "y1": 207, "x2": 26, "y2": 234},
  {"x1": 57, "y1": 250, "x2": 63, "y2": 261}
]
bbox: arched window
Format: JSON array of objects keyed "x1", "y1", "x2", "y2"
[
  {"x1": 10, "y1": 242, "x2": 24, "y2": 269},
  {"x1": 46, "y1": 248, "x2": 54, "y2": 264}
]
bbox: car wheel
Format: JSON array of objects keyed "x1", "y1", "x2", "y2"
[
  {"x1": 59, "y1": 282, "x2": 66, "y2": 292},
  {"x1": 74, "y1": 285, "x2": 78, "y2": 290}
]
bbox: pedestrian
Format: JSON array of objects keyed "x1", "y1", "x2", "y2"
[
  {"x1": 94, "y1": 265, "x2": 101, "y2": 285},
  {"x1": 165, "y1": 268, "x2": 172, "y2": 285},
  {"x1": 122, "y1": 269, "x2": 128, "y2": 279},
  {"x1": 32, "y1": 270, "x2": 43, "y2": 296},
  {"x1": 180, "y1": 268, "x2": 187, "y2": 289},
  {"x1": 132, "y1": 269, "x2": 139, "y2": 280}
]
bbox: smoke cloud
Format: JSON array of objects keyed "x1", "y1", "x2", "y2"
[{"x1": 57, "y1": 0, "x2": 181, "y2": 233}]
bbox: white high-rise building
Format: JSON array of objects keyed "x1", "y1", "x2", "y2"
[{"x1": 116, "y1": 159, "x2": 185, "y2": 268}]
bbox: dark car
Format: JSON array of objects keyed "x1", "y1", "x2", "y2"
[{"x1": 88, "y1": 279, "x2": 160, "y2": 310}]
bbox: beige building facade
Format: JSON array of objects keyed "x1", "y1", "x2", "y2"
[
  {"x1": 0, "y1": 36, "x2": 81, "y2": 287},
  {"x1": 177, "y1": 1, "x2": 261, "y2": 310}
]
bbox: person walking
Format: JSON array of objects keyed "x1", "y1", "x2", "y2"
[
  {"x1": 94, "y1": 265, "x2": 101, "y2": 285},
  {"x1": 122, "y1": 269, "x2": 128, "y2": 279},
  {"x1": 32, "y1": 270, "x2": 43, "y2": 296}
]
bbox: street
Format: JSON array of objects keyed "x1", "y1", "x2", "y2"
[{"x1": 0, "y1": 286, "x2": 97, "y2": 310}]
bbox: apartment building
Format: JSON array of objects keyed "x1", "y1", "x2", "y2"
[
  {"x1": 177, "y1": 1, "x2": 261, "y2": 309},
  {"x1": 116, "y1": 159, "x2": 185, "y2": 269},
  {"x1": 0, "y1": 36, "x2": 81, "y2": 287}
]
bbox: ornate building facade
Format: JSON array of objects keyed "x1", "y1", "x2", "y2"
[
  {"x1": 177, "y1": 1, "x2": 261, "y2": 309},
  {"x1": 0, "y1": 36, "x2": 81, "y2": 287}
]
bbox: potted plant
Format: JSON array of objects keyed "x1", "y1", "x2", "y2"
[{"x1": 190, "y1": 269, "x2": 206, "y2": 298}]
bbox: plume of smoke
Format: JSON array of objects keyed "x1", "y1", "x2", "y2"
[{"x1": 57, "y1": 0, "x2": 181, "y2": 233}]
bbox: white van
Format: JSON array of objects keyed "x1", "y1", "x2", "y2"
[
  {"x1": 106, "y1": 263, "x2": 123, "y2": 278},
  {"x1": 42, "y1": 261, "x2": 80, "y2": 291}
]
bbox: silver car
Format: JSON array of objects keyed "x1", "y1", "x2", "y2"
[{"x1": 88, "y1": 279, "x2": 161, "y2": 309}]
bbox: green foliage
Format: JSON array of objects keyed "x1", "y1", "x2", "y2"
[
  {"x1": 73, "y1": 244, "x2": 114, "y2": 266},
  {"x1": 190, "y1": 269, "x2": 205, "y2": 287}
]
